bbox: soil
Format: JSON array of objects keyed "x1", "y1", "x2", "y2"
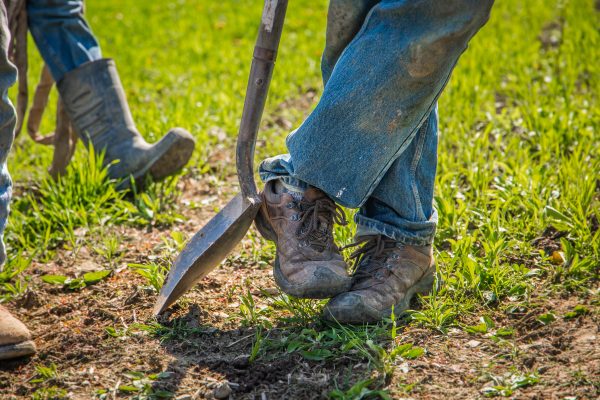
[{"x1": 0, "y1": 170, "x2": 598, "y2": 400}]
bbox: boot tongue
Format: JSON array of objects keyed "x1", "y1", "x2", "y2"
[
  {"x1": 303, "y1": 187, "x2": 329, "y2": 202},
  {"x1": 296, "y1": 187, "x2": 335, "y2": 248}
]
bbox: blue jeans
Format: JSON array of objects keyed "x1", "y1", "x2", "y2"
[
  {"x1": 27, "y1": 0, "x2": 102, "y2": 81},
  {"x1": 0, "y1": 2, "x2": 17, "y2": 266},
  {"x1": 0, "y1": 0, "x2": 100, "y2": 267},
  {"x1": 260, "y1": 0, "x2": 494, "y2": 246}
]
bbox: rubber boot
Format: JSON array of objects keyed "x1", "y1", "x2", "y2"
[{"x1": 57, "y1": 59, "x2": 195, "y2": 189}]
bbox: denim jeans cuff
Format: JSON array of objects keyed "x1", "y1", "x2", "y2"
[
  {"x1": 260, "y1": 172, "x2": 309, "y2": 192},
  {"x1": 354, "y1": 213, "x2": 436, "y2": 246}
]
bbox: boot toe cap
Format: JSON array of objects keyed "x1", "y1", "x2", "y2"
[
  {"x1": 274, "y1": 259, "x2": 351, "y2": 299},
  {"x1": 323, "y1": 292, "x2": 381, "y2": 324}
]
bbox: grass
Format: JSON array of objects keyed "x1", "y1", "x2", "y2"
[{"x1": 1, "y1": 0, "x2": 598, "y2": 398}]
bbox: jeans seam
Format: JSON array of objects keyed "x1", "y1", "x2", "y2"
[{"x1": 410, "y1": 118, "x2": 429, "y2": 221}]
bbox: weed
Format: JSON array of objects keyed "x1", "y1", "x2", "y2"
[
  {"x1": 30, "y1": 364, "x2": 67, "y2": 400},
  {"x1": 481, "y1": 372, "x2": 540, "y2": 397},
  {"x1": 537, "y1": 312, "x2": 556, "y2": 325},
  {"x1": 249, "y1": 327, "x2": 264, "y2": 363},
  {"x1": 92, "y1": 233, "x2": 123, "y2": 268},
  {"x1": 0, "y1": 251, "x2": 33, "y2": 301},
  {"x1": 237, "y1": 289, "x2": 272, "y2": 328},
  {"x1": 32, "y1": 387, "x2": 68, "y2": 400},
  {"x1": 31, "y1": 363, "x2": 60, "y2": 384},
  {"x1": 131, "y1": 175, "x2": 184, "y2": 226},
  {"x1": 41, "y1": 270, "x2": 111, "y2": 291},
  {"x1": 563, "y1": 304, "x2": 590, "y2": 319},
  {"x1": 128, "y1": 262, "x2": 169, "y2": 292},
  {"x1": 97, "y1": 371, "x2": 174, "y2": 400},
  {"x1": 329, "y1": 379, "x2": 391, "y2": 400}
]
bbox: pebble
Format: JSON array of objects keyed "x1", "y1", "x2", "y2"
[{"x1": 213, "y1": 382, "x2": 232, "y2": 399}]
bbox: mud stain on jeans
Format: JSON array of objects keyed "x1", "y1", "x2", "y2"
[{"x1": 406, "y1": 41, "x2": 449, "y2": 79}]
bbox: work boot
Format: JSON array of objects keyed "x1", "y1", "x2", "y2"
[
  {"x1": 255, "y1": 180, "x2": 352, "y2": 298},
  {"x1": 0, "y1": 305, "x2": 36, "y2": 361},
  {"x1": 57, "y1": 59, "x2": 195, "y2": 189},
  {"x1": 324, "y1": 235, "x2": 435, "y2": 324}
]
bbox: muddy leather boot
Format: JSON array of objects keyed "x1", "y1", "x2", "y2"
[
  {"x1": 0, "y1": 305, "x2": 36, "y2": 360},
  {"x1": 255, "y1": 180, "x2": 352, "y2": 298},
  {"x1": 57, "y1": 59, "x2": 195, "y2": 189},
  {"x1": 324, "y1": 235, "x2": 435, "y2": 324}
]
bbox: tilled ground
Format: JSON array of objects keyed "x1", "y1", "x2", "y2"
[{"x1": 0, "y1": 175, "x2": 598, "y2": 399}]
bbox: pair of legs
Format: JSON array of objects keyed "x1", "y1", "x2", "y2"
[
  {"x1": 259, "y1": 0, "x2": 494, "y2": 323},
  {"x1": 1, "y1": 0, "x2": 194, "y2": 360}
]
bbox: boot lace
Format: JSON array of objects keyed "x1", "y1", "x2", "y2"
[
  {"x1": 344, "y1": 235, "x2": 399, "y2": 285},
  {"x1": 295, "y1": 197, "x2": 347, "y2": 252}
]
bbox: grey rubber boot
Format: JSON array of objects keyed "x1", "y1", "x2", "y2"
[{"x1": 57, "y1": 59, "x2": 195, "y2": 189}]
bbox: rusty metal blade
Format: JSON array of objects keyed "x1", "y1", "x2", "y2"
[{"x1": 153, "y1": 194, "x2": 261, "y2": 315}]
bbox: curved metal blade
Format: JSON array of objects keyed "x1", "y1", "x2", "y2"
[{"x1": 153, "y1": 194, "x2": 261, "y2": 315}]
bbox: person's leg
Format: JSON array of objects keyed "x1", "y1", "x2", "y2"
[
  {"x1": 325, "y1": 0, "x2": 439, "y2": 249},
  {"x1": 0, "y1": 1, "x2": 36, "y2": 361},
  {"x1": 27, "y1": 0, "x2": 101, "y2": 81},
  {"x1": 254, "y1": 0, "x2": 382, "y2": 299},
  {"x1": 324, "y1": 107, "x2": 439, "y2": 323},
  {"x1": 320, "y1": 0, "x2": 381, "y2": 85},
  {"x1": 0, "y1": 0, "x2": 17, "y2": 268},
  {"x1": 260, "y1": 0, "x2": 493, "y2": 210},
  {"x1": 354, "y1": 106, "x2": 438, "y2": 247},
  {"x1": 27, "y1": 0, "x2": 195, "y2": 187},
  {"x1": 259, "y1": 0, "x2": 380, "y2": 190}
]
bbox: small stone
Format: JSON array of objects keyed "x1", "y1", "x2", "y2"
[
  {"x1": 466, "y1": 340, "x2": 481, "y2": 348},
  {"x1": 213, "y1": 382, "x2": 232, "y2": 399},
  {"x1": 75, "y1": 259, "x2": 99, "y2": 273}
]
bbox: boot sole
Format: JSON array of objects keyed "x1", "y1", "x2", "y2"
[
  {"x1": 116, "y1": 129, "x2": 195, "y2": 191},
  {"x1": 0, "y1": 340, "x2": 36, "y2": 361},
  {"x1": 148, "y1": 130, "x2": 196, "y2": 180}
]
